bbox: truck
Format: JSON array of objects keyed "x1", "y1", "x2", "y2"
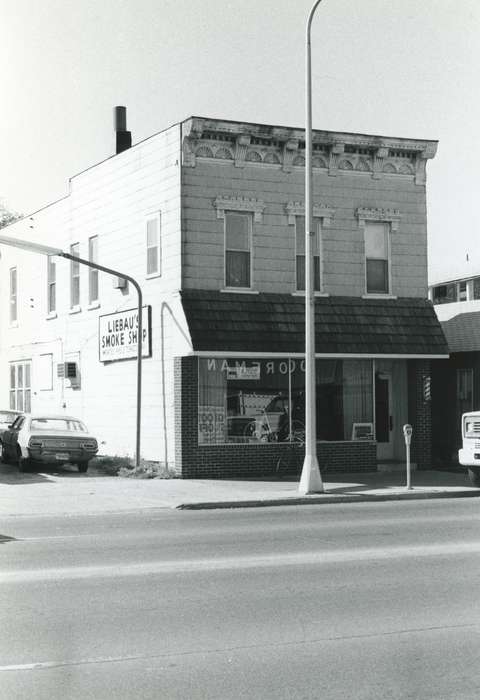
[{"x1": 458, "y1": 411, "x2": 480, "y2": 486}]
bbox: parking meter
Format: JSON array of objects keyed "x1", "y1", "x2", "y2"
[
  {"x1": 403, "y1": 424, "x2": 413, "y2": 489},
  {"x1": 403, "y1": 424, "x2": 412, "y2": 445}
]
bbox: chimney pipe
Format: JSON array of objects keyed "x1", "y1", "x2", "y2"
[{"x1": 114, "y1": 106, "x2": 132, "y2": 154}]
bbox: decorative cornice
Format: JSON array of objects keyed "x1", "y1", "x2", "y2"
[
  {"x1": 214, "y1": 196, "x2": 265, "y2": 222},
  {"x1": 181, "y1": 118, "x2": 437, "y2": 182},
  {"x1": 285, "y1": 201, "x2": 335, "y2": 226},
  {"x1": 356, "y1": 207, "x2": 401, "y2": 232}
]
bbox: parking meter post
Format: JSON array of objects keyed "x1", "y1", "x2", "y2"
[{"x1": 403, "y1": 424, "x2": 413, "y2": 490}]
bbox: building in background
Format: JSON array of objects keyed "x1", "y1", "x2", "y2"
[
  {"x1": 0, "y1": 112, "x2": 447, "y2": 477},
  {"x1": 430, "y1": 275, "x2": 480, "y2": 466}
]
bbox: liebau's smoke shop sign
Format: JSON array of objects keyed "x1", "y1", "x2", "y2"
[{"x1": 99, "y1": 306, "x2": 152, "y2": 362}]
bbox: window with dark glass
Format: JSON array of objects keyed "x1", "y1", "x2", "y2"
[
  {"x1": 70, "y1": 243, "x2": 80, "y2": 308},
  {"x1": 225, "y1": 212, "x2": 251, "y2": 288},
  {"x1": 88, "y1": 235, "x2": 99, "y2": 303},
  {"x1": 9, "y1": 267, "x2": 17, "y2": 323},
  {"x1": 10, "y1": 361, "x2": 31, "y2": 412},
  {"x1": 198, "y1": 357, "x2": 373, "y2": 445},
  {"x1": 146, "y1": 214, "x2": 161, "y2": 276},
  {"x1": 296, "y1": 216, "x2": 321, "y2": 291},
  {"x1": 474, "y1": 278, "x2": 480, "y2": 300},
  {"x1": 47, "y1": 256, "x2": 56, "y2": 313},
  {"x1": 365, "y1": 222, "x2": 389, "y2": 294}
]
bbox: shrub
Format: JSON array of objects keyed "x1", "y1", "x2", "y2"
[{"x1": 93, "y1": 455, "x2": 175, "y2": 479}]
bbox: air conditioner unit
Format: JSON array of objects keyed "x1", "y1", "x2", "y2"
[
  {"x1": 113, "y1": 276, "x2": 127, "y2": 289},
  {"x1": 57, "y1": 362, "x2": 80, "y2": 387}
]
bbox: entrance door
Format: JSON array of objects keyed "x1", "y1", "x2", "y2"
[{"x1": 375, "y1": 371, "x2": 394, "y2": 459}]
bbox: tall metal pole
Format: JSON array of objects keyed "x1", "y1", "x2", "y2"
[
  {"x1": 61, "y1": 253, "x2": 143, "y2": 468},
  {"x1": 299, "y1": 0, "x2": 324, "y2": 494}
]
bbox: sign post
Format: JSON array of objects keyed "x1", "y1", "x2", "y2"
[{"x1": 403, "y1": 424, "x2": 413, "y2": 490}]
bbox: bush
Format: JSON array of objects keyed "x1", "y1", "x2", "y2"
[{"x1": 93, "y1": 455, "x2": 175, "y2": 479}]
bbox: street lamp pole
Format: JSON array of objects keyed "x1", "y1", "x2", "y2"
[
  {"x1": 0, "y1": 235, "x2": 143, "y2": 467},
  {"x1": 299, "y1": 0, "x2": 324, "y2": 494}
]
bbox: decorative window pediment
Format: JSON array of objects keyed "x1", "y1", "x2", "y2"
[
  {"x1": 356, "y1": 207, "x2": 401, "y2": 232},
  {"x1": 285, "y1": 201, "x2": 335, "y2": 227},
  {"x1": 214, "y1": 196, "x2": 265, "y2": 223}
]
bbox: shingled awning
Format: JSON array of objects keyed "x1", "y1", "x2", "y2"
[
  {"x1": 441, "y1": 311, "x2": 480, "y2": 353},
  {"x1": 181, "y1": 290, "x2": 449, "y2": 357}
]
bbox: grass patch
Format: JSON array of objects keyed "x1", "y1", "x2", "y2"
[{"x1": 93, "y1": 455, "x2": 176, "y2": 479}]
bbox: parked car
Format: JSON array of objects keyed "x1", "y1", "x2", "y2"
[
  {"x1": 1, "y1": 414, "x2": 98, "y2": 473},
  {"x1": 0, "y1": 410, "x2": 22, "y2": 442}
]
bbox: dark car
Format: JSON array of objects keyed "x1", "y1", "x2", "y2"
[
  {"x1": 0, "y1": 410, "x2": 22, "y2": 449},
  {"x1": 1, "y1": 413, "x2": 98, "y2": 472}
]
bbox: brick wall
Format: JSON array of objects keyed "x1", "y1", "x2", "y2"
[
  {"x1": 174, "y1": 355, "x2": 377, "y2": 478},
  {"x1": 408, "y1": 359, "x2": 432, "y2": 469}
]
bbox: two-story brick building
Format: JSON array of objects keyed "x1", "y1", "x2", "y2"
[{"x1": 0, "y1": 113, "x2": 448, "y2": 477}]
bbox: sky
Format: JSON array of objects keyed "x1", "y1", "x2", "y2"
[{"x1": 1, "y1": 0, "x2": 478, "y2": 284}]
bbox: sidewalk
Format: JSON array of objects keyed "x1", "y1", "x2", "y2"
[{"x1": 1, "y1": 462, "x2": 479, "y2": 516}]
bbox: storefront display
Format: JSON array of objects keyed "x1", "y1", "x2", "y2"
[{"x1": 198, "y1": 357, "x2": 373, "y2": 445}]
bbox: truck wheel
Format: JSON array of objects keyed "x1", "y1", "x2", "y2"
[
  {"x1": 77, "y1": 461, "x2": 89, "y2": 473},
  {"x1": 468, "y1": 469, "x2": 480, "y2": 487}
]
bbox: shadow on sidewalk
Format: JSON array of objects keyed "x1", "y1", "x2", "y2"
[{"x1": 0, "y1": 462, "x2": 107, "y2": 484}]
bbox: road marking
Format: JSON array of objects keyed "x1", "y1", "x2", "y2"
[
  {"x1": 2, "y1": 540, "x2": 480, "y2": 583},
  {"x1": 0, "y1": 622, "x2": 477, "y2": 673}
]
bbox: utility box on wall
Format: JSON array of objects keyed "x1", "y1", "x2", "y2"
[{"x1": 57, "y1": 361, "x2": 81, "y2": 388}]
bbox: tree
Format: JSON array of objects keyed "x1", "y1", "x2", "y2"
[{"x1": 0, "y1": 203, "x2": 21, "y2": 229}]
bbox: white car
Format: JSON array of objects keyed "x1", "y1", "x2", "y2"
[{"x1": 1, "y1": 413, "x2": 98, "y2": 473}]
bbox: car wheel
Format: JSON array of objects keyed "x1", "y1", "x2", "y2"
[
  {"x1": 468, "y1": 469, "x2": 480, "y2": 487},
  {"x1": 17, "y1": 450, "x2": 30, "y2": 472},
  {"x1": 77, "y1": 461, "x2": 89, "y2": 473}
]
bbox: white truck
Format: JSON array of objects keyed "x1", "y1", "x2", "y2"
[{"x1": 458, "y1": 411, "x2": 480, "y2": 486}]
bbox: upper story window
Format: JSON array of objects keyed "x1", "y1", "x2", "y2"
[
  {"x1": 146, "y1": 213, "x2": 161, "y2": 277},
  {"x1": 295, "y1": 216, "x2": 321, "y2": 292},
  {"x1": 356, "y1": 207, "x2": 400, "y2": 297},
  {"x1": 474, "y1": 278, "x2": 480, "y2": 300},
  {"x1": 88, "y1": 235, "x2": 99, "y2": 304},
  {"x1": 47, "y1": 256, "x2": 56, "y2": 314},
  {"x1": 9, "y1": 267, "x2": 17, "y2": 323},
  {"x1": 225, "y1": 212, "x2": 252, "y2": 289},
  {"x1": 365, "y1": 222, "x2": 390, "y2": 294},
  {"x1": 70, "y1": 243, "x2": 80, "y2": 308},
  {"x1": 214, "y1": 196, "x2": 265, "y2": 292}
]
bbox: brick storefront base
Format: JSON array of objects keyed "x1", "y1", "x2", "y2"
[{"x1": 174, "y1": 355, "x2": 377, "y2": 479}]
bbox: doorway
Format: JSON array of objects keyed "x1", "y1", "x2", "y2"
[{"x1": 375, "y1": 370, "x2": 394, "y2": 460}]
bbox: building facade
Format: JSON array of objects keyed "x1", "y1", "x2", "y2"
[
  {"x1": 0, "y1": 115, "x2": 447, "y2": 477},
  {"x1": 429, "y1": 275, "x2": 480, "y2": 466}
]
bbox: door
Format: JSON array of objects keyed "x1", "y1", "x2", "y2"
[{"x1": 375, "y1": 371, "x2": 394, "y2": 459}]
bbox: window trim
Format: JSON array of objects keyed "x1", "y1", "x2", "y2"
[
  {"x1": 9, "y1": 266, "x2": 17, "y2": 325},
  {"x1": 70, "y1": 242, "x2": 81, "y2": 309},
  {"x1": 223, "y1": 210, "x2": 253, "y2": 291},
  {"x1": 145, "y1": 212, "x2": 161, "y2": 279},
  {"x1": 47, "y1": 255, "x2": 56, "y2": 315},
  {"x1": 364, "y1": 222, "x2": 391, "y2": 295},
  {"x1": 294, "y1": 215, "x2": 323, "y2": 293},
  {"x1": 9, "y1": 360, "x2": 32, "y2": 412},
  {"x1": 88, "y1": 235, "x2": 99, "y2": 305},
  {"x1": 357, "y1": 207, "x2": 400, "y2": 297}
]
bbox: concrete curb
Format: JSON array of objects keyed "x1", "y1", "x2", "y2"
[{"x1": 177, "y1": 489, "x2": 480, "y2": 510}]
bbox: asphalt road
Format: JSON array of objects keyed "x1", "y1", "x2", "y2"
[{"x1": 1, "y1": 499, "x2": 480, "y2": 699}]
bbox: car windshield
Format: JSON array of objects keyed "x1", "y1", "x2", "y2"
[
  {"x1": 30, "y1": 418, "x2": 87, "y2": 432},
  {"x1": 0, "y1": 411, "x2": 18, "y2": 424}
]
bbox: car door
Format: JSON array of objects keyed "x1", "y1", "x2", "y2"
[{"x1": 3, "y1": 416, "x2": 24, "y2": 460}]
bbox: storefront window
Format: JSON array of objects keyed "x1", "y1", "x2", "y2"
[{"x1": 198, "y1": 357, "x2": 373, "y2": 445}]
